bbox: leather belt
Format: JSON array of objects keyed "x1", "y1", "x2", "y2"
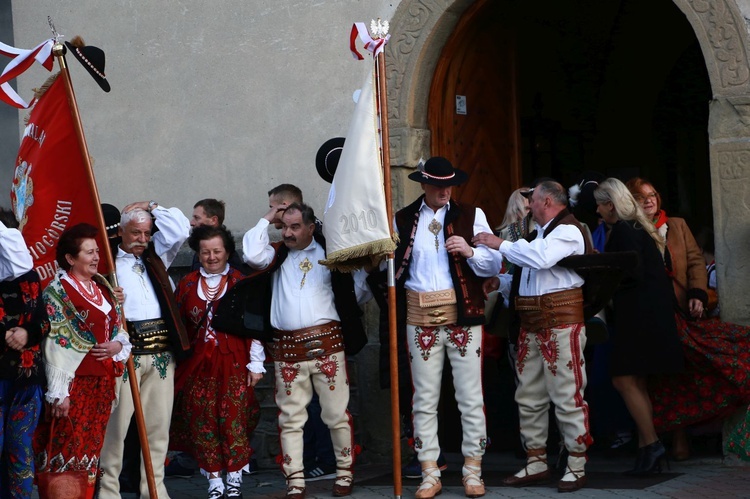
[
  {"x1": 515, "y1": 288, "x2": 584, "y2": 332},
  {"x1": 406, "y1": 289, "x2": 458, "y2": 327},
  {"x1": 270, "y1": 321, "x2": 344, "y2": 362},
  {"x1": 126, "y1": 319, "x2": 170, "y2": 355}
]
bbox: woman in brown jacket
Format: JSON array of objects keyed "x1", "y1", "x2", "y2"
[{"x1": 627, "y1": 178, "x2": 750, "y2": 461}]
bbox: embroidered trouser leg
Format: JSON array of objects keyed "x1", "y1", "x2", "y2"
[
  {"x1": 515, "y1": 323, "x2": 592, "y2": 454},
  {"x1": 407, "y1": 324, "x2": 487, "y2": 463},
  {"x1": 99, "y1": 353, "x2": 175, "y2": 499},
  {"x1": 0, "y1": 382, "x2": 42, "y2": 499},
  {"x1": 275, "y1": 351, "x2": 352, "y2": 485}
]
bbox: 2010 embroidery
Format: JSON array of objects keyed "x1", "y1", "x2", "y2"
[
  {"x1": 315, "y1": 355, "x2": 340, "y2": 391},
  {"x1": 413, "y1": 437, "x2": 423, "y2": 450},
  {"x1": 280, "y1": 362, "x2": 301, "y2": 395},
  {"x1": 536, "y1": 329, "x2": 559, "y2": 376},
  {"x1": 447, "y1": 325, "x2": 472, "y2": 357}
]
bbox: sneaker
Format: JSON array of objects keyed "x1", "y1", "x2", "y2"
[
  {"x1": 304, "y1": 463, "x2": 337, "y2": 481},
  {"x1": 610, "y1": 431, "x2": 633, "y2": 450},
  {"x1": 403, "y1": 453, "x2": 448, "y2": 479},
  {"x1": 165, "y1": 457, "x2": 196, "y2": 478},
  {"x1": 243, "y1": 458, "x2": 259, "y2": 476}
]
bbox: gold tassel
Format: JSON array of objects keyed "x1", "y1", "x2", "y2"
[{"x1": 23, "y1": 73, "x2": 61, "y2": 125}]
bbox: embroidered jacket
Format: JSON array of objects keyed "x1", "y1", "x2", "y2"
[{"x1": 0, "y1": 270, "x2": 48, "y2": 387}]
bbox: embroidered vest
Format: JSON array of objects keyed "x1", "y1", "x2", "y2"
[{"x1": 394, "y1": 196, "x2": 485, "y2": 326}]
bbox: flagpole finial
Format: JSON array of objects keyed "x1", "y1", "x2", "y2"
[
  {"x1": 48, "y1": 16, "x2": 65, "y2": 55},
  {"x1": 370, "y1": 18, "x2": 389, "y2": 39}
]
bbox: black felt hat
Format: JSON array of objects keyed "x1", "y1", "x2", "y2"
[
  {"x1": 408, "y1": 156, "x2": 468, "y2": 186},
  {"x1": 101, "y1": 203, "x2": 120, "y2": 237},
  {"x1": 316, "y1": 137, "x2": 345, "y2": 183},
  {"x1": 65, "y1": 36, "x2": 110, "y2": 93}
]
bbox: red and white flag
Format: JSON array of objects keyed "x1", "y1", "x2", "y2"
[{"x1": 10, "y1": 75, "x2": 103, "y2": 286}]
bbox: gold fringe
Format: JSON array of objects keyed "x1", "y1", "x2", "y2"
[
  {"x1": 23, "y1": 73, "x2": 61, "y2": 125},
  {"x1": 319, "y1": 237, "x2": 398, "y2": 273}
]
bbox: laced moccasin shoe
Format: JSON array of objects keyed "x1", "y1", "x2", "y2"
[
  {"x1": 558, "y1": 466, "x2": 586, "y2": 493},
  {"x1": 502, "y1": 455, "x2": 550, "y2": 487},
  {"x1": 461, "y1": 458, "x2": 485, "y2": 498},
  {"x1": 558, "y1": 453, "x2": 587, "y2": 493},
  {"x1": 285, "y1": 485, "x2": 306, "y2": 499},
  {"x1": 415, "y1": 462, "x2": 442, "y2": 499},
  {"x1": 332, "y1": 475, "x2": 354, "y2": 497}
]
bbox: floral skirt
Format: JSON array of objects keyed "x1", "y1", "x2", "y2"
[
  {"x1": 651, "y1": 315, "x2": 750, "y2": 432},
  {"x1": 171, "y1": 350, "x2": 260, "y2": 473},
  {"x1": 726, "y1": 404, "x2": 750, "y2": 460},
  {"x1": 34, "y1": 375, "x2": 115, "y2": 489}
]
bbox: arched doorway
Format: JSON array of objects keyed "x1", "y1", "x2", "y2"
[
  {"x1": 389, "y1": 0, "x2": 732, "y2": 453},
  {"x1": 426, "y1": 0, "x2": 712, "y2": 231}
]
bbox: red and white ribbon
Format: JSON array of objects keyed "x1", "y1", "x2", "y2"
[
  {"x1": 350, "y1": 22, "x2": 390, "y2": 60},
  {"x1": 0, "y1": 38, "x2": 55, "y2": 109}
]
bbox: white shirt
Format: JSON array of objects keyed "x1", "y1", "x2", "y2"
[
  {"x1": 116, "y1": 205, "x2": 189, "y2": 321},
  {"x1": 243, "y1": 218, "x2": 371, "y2": 331},
  {"x1": 400, "y1": 201, "x2": 500, "y2": 292},
  {"x1": 499, "y1": 218, "x2": 585, "y2": 297},
  {"x1": 0, "y1": 221, "x2": 33, "y2": 281},
  {"x1": 198, "y1": 265, "x2": 266, "y2": 373}
]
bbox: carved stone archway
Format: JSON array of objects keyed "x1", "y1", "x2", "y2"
[{"x1": 385, "y1": 0, "x2": 750, "y2": 324}]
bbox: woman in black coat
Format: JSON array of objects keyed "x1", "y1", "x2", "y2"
[{"x1": 594, "y1": 178, "x2": 684, "y2": 475}]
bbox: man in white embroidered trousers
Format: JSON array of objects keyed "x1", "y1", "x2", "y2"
[
  {"x1": 387, "y1": 157, "x2": 500, "y2": 499},
  {"x1": 99, "y1": 200, "x2": 190, "y2": 499},
  {"x1": 474, "y1": 180, "x2": 592, "y2": 493}
]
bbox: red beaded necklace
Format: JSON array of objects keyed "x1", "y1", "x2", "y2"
[
  {"x1": 69, "y1": 272, "x2": 104, "y2": 307},
  {"x1": 200, "y1": 274, "x2": 228, "y2": 303}
]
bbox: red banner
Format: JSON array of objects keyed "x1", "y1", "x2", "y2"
[{"x1": 10, "y1": 76, "x2": 103, "y2": 286}]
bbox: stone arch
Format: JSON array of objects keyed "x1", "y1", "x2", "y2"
[{"x1": 385, "y1": 0, "x2": 750, "y2": 323}]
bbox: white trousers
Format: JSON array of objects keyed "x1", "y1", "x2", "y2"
[
  {"x1": 406, "y1": 323, "x2": 487, "y2": 462},
  {"x1": 275, "y1": 351, "x2": 354, "y2": 485},
  {"x1": 99, "y1": 353, "x2": 175, "y2": 499},
  {"x1": 515, "y1": 323, "x2": 592, "y2": 454}
]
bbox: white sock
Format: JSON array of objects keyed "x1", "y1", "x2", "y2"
[
  {"x1": 227, "y1": 470, "x2": 243, "y2": 486},
  {"x1": 208, "y1": 477, "x2": 224, "y2": 493},
  {"x1": 561, "y1": 455, "x2": 586, "y2": 482},
  {"x1": 515, "y1": 454, "x2": 547, "y2": 478}
]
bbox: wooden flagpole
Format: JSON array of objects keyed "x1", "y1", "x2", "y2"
[
  {"x1": 52, "y1": 41, "x2": 158, "y2": 499},
  {"x1": 373, "y1": 26, "x2": 402, "y2": 499}
]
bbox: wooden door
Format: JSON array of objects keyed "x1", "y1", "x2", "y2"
[{"x1": 429, "y1": 0, "x2": 521, "y2": 229}]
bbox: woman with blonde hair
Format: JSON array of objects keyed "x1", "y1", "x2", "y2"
[{"x1": 594, "y1": 178, "x2": 684, "y2": 475}]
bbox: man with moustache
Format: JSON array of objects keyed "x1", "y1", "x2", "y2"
[
  {"x1": 99, "y1": 200, "x2": 191, "y2": 499},
  {"x1": 242, "y1": 202, "x2": 369, "y2": 499}
]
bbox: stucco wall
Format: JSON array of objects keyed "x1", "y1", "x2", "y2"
[{"x1": 9, "y1": 1, "x2": 396, "y2": 231}]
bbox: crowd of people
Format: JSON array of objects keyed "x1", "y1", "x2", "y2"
[{"x1": 2, "y1": 157, "x2": 750, "y2": 499}]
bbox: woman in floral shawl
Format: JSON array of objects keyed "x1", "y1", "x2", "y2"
[
  {"x1": 1, "y1": 211, "x2": 49, "y2": 499},
  {"x1": 34, "y1": 223, "x2": 131, "y2": 499}
]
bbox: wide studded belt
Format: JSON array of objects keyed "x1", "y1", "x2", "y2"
[
  {"x1": 406, "y1": 289, "x2": 458, "y2": 327},
  {"x1": 126, "y1": 319, "x2": 170, "y2": 355},
  {"x1": 270, "y1": 321, "x2": 344, "y2": 362},
  {"x1": 515, "y1": 288, "x2": 584, "y2": 332}
]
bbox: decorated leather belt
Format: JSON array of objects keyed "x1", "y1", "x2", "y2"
[
  {"x1": 126, "y1": 319, "x2": 170, "y2": 355},
  {"x1": 406, "y1": 289, "x2": 457, "y2": 327},
  {"x1": 515, "y1": 288, "x2": 584, "y2": 332},
  {"x1": 271, "y1": 321, "x2": 344, "y2": 362}
]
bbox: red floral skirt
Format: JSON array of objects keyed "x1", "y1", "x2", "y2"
[
  {"x1": 651, "y1": 315, "x2": 750, "y2": 432},
  {"x1": 171, "y1": 348, "x2": 260, "y2": 473},
  {"x1": 34, "y1": 375, "x2": 115, "y2": 493}
]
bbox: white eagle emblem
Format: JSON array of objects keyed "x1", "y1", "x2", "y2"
[{"x1": 10, "y1": 159, "x2": 34, "y2": 230}]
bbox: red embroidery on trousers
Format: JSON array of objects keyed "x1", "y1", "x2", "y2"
[
  {"x1": 414, "y1": 326, "x2": 438, "y2": 360},
  {"x1": 568, "y1": 322, "x2": 593, "y2": 447},
  {"x1": 535, "y1": 329, "x2": 559, "y2": 375}
]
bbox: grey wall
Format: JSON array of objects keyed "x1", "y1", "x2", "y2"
[
  {"x1": 0, "y1": 0, "x2": 18, "y2": 204},
  {"x1": 10, "y1": 1, "x2": 396, "y2": 230}
]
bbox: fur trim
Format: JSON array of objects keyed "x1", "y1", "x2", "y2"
[
  {"x1": 69, "y1": 35, "x2": 86, "y2": 48},
  {"x1": 568, "y1": 183, "x2": 582, "y2": 207}
]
